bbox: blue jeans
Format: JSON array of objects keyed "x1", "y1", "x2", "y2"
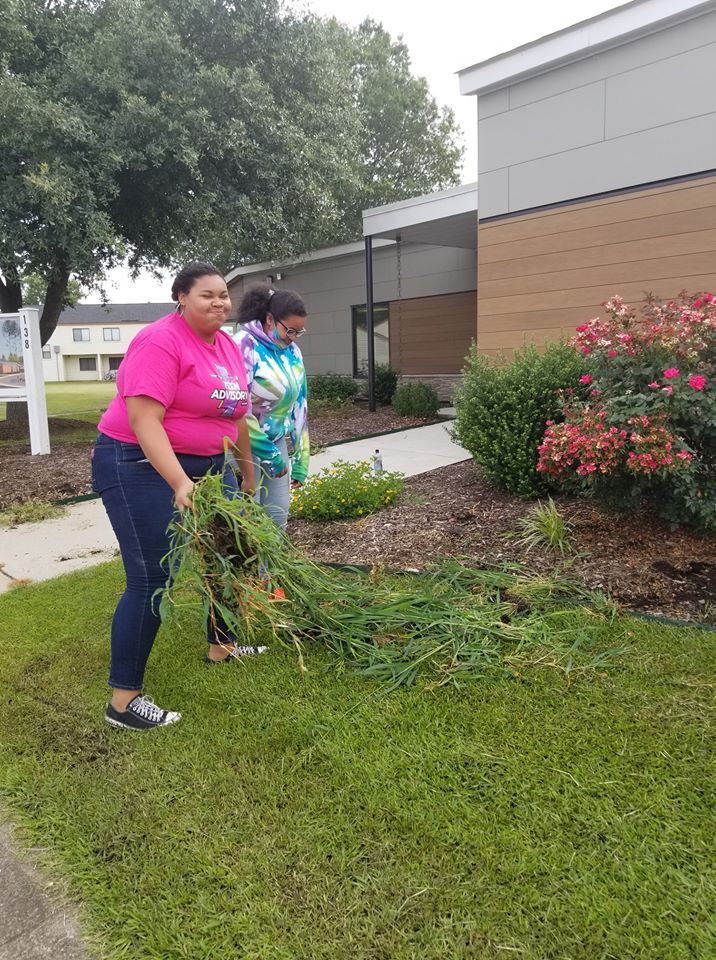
[
  {"x1": 91, "y1": 433, "x2": 239, "y2": 690},
  {"x1": 253, "y1": 437, "x2": 291, "y2": 533}
]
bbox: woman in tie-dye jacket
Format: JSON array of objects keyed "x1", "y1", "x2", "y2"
[{"x1": 234, "y1": 284, "x2": 309, "y2": 533}]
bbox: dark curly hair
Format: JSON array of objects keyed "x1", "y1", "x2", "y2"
[
  {"x1": 238, "y1": 283, "x2": 306, "y2": 326},
  {"x1": 170, "y1": 261, "x2": 224, "y2": 301}
]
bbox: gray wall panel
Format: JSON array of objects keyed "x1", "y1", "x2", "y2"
[
  {"x1": 507, "y1": 11, "x2": 716, "y2": 108},
  {"x1": 476, "y1": 169, "x2": 509, "y2": 218},
  {"x1": 508, "y1": 113, "x2": 716, "y2": 211},
  {"x1": 606, "y1": 42, "x2": 716, "y2": 138},
  {"x1": 480, "y1": 82, "x2": 605, "y2": 172},
  {"x1": 230, "y1": 242, "x2": 476, "y2": 376},
  {"x1": 478, "y1": 8, "x2": 716, "y2": 217},
  {"x1": 478, "y1": 88, "x2": 509, "y2": 118}
]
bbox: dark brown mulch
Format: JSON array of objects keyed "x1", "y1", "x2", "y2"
[
  {"x1": 0, "y1": 438, "x2": 95, "y2": 508},
  {"x1": 290, "y1": 460, "x2": 716, "y2": 625}
]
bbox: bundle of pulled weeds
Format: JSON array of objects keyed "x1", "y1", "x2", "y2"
[{"x1": 161, "y1": 474, "x2": 625, "y2": 688}]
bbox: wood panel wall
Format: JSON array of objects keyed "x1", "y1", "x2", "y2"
[
  {"x1": 477, "y1": 175, "x2": 716, "y2": 356},
  {"x1": 389, "y1": 290, "x2": 477, "y2": 375}
]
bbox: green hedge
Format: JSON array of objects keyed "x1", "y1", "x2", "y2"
[
  {"x1": 393, "y1": 381, "x2": 440, "y2": 418},
  {"x1": 453, "y1": 342, "x2": 584, "y2": 497}
]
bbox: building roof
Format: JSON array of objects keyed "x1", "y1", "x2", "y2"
[
  {"x1": 225, "y1": 183, "x2": 480, "y2": 281},
  {"x1": 224, "y1": 239, "x2": 395, "y2": 282},
  {"x1": 56, "y1": 303, "x2": 175, "y2": 325},
  {"x1": 362, "y1": 182, "x2": 477, "y2": 247},
  {"x1": 458, "y1": 0, "x2": 715, "y2": 96}
]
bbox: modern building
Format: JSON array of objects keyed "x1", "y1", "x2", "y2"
[
  {"x1": 459, "y1": 0, "x2": 716, "y2": 355},
  {"x1": 229, "y1": 0, "x2": 716, "y2": 394},
  {"x1": 40, "y1": 303, "x2": 174, "y2": 382},
  {"x1": 227, "y1": 182, "x2": 478, "y2": 399}
]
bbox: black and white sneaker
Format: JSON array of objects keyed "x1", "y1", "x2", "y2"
[
  {"x1": 204, "y1": 645, "x2": 268, "y2": 664},
  {"x1": 105, "y1": 695, "x2": 181, "y2": 731}
]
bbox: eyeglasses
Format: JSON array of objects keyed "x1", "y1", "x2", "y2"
[{"x1": 277, "y1": 319, "x2": 306, "y2": 339}]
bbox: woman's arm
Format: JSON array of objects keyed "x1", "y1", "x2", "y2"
[
  {"x1": 126, "y1": 396, "x2": 194, "y2": 509},
  {"x1": 233, "y1": 417, "x2": 257, "y2": 494}
]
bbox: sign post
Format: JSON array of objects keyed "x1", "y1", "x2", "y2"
[{"x1": 0, "y1": 308, "x2": 50, "y2": 455}]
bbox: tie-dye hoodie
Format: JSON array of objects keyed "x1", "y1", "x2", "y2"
[{"x1": 234, "y1": 320, "x2": 310, "y2": 483}]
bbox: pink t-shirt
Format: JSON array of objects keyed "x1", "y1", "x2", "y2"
[{"x1": 98, "y1": 313, "x2": 250, "y2": 455}]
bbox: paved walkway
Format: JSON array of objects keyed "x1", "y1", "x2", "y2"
[
  {"x1": 0, "y1": 823, "x2": 88, "y2": 960},
  {"x1": 0, "y1": 416, "x2": 470, "y2": 594}
]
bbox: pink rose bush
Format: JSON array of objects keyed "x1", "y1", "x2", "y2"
[{"x1": 538, "y1": 291, "x2": 716, "y2": 530}]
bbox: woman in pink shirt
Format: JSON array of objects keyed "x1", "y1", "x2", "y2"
[{"x1": 92, "y1": 262, "x2": 257, "y2": 731}]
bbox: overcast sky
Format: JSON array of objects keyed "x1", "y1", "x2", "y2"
[{"x1": 100, "y1": 0, "x2": 625, "y2": 302}]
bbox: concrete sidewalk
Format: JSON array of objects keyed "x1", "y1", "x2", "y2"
[
  {"x1": 0, "y1": 419, "x2": 470, "y2": 594},
  {"x1": 0, "y1": 823, "x2": 89, "y2": 960}
]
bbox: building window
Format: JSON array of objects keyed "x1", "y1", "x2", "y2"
[
  {"x1": 79, "y1": 357, "x2": 97, "y2": 372},
  {"x1": 108, "y1": 356, "x2": 123, "y2": 371},
  {"x1": 72, "y1": 328, "x2": 90, "y2": 342},
  {"x1": 42, "y1": 348, "x2": 51, "y2": 359},
  {"x1": 103, "y1": 327, "x2": 120, "y2": 341},
  {"x1": 352, "y1": 303, "x2": 390, "y2": 377}
]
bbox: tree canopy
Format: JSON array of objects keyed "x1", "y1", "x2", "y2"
[{"x1": 0, "y1": 0, "x2": 463, "y2": 344}]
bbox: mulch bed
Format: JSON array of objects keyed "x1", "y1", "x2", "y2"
[
  {"x1": 290, "y1": 460, "x2": 716, "y2": 625},
  {"x1": 2, "y1": 411, "x2": 714, "y2": 624}
]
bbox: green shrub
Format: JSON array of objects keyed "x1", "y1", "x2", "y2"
[
  {"x1": 308, "y1": 374, "x2": 359, "y2": 404},
  {"x1": 392, "y1": 381, "x2": 440, "y2": 418},
  {"x1": 309, "y1": 397, "x2": 352, "y2": 417},
  {"x1": 374, "y1": 364, "x2": 399, "y2": 405},
  {"x1": 290, "y1": 460, "x2": 404, "y2": 520},
  {"x1": 453, "y1": 342, "x2": 584, "y2": 498}
]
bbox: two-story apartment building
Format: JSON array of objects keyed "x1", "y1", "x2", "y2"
[{"x1": 40, "y1": 303, "x2": 174, "y2": 382}]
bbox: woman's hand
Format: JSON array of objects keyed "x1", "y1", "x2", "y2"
[
  {"x1": 241, "y1": 467, "x2": 257, "y2": 496},
  {"x1": 173, "y1": 477, "x2": 195, "y2": 510},
  {"x1": 290, "y1": 479, "x2": 302, "y2": 489},
  {"x1": 275, "y1": 466, "x2": 289, "y2": 479}
]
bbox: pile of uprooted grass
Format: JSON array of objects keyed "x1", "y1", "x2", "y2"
[{"x1": 162, "y1": 473, "x2": 626, "y2": 688}]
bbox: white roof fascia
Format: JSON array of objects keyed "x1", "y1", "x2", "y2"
[
  {"x1": 362, "y1": 182, "x2": 478, "y2": 238},
  {"x1": 458, "y1": 0, "x2": 716, "y2": 96},
  {"x1": 225, "y1": 238, "x2": 395, "y2": 283}
]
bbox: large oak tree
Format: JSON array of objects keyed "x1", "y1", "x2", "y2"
[{"x1": 0, "y1": 0, "x2": 462, "y2": 348}]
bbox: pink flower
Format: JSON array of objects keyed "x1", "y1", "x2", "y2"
[
  {"x1": 693, "y1": 299, "x2": 704, "y2": 309},
  {"x1": 676, "y1": 451, "x2": 694, "y2": 461},
  {"x1": 607, "y1": 350, "x2": 618, "y2": 357},
  {"x1": 590, "y1": 389, "x2": 599, "y2": 396},
  {"x1": 648, "y1": 381, "x2": 660, "y2": 390},
  {"x1": 688, "y1": 374, "x2": 707, "y2": 391},
  {"x1": 580, "y1": 374, "x2": 593, "y2": 384},
  {"x1": 661, "y1": 385, "x2": 673, "y2": 396},
  {"x1": 663, "y1": 367, "x2": 680, "y2": 379}
]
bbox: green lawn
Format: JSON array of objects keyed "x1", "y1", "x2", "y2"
[
  {"x1": 0, "y1": 380, "x2": 116, "y2": 444},
  {"x1": 0, "y1": 562, "x2": 714, "y2": 959},
  {"x1": 44, "y1": 380, "x2": 117, "y2": 421}
]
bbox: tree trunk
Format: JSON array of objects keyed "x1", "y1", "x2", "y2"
[
  {"x1": 40, "y1": 267, "x2": 70, "y2": 347},
  {"x1": 0, "y1": 263, "x2": 22, "y2": 313}
]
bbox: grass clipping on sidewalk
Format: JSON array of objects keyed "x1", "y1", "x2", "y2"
[{"x1": 162, "y1": 473, "x2": 624, "y2": 688}]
